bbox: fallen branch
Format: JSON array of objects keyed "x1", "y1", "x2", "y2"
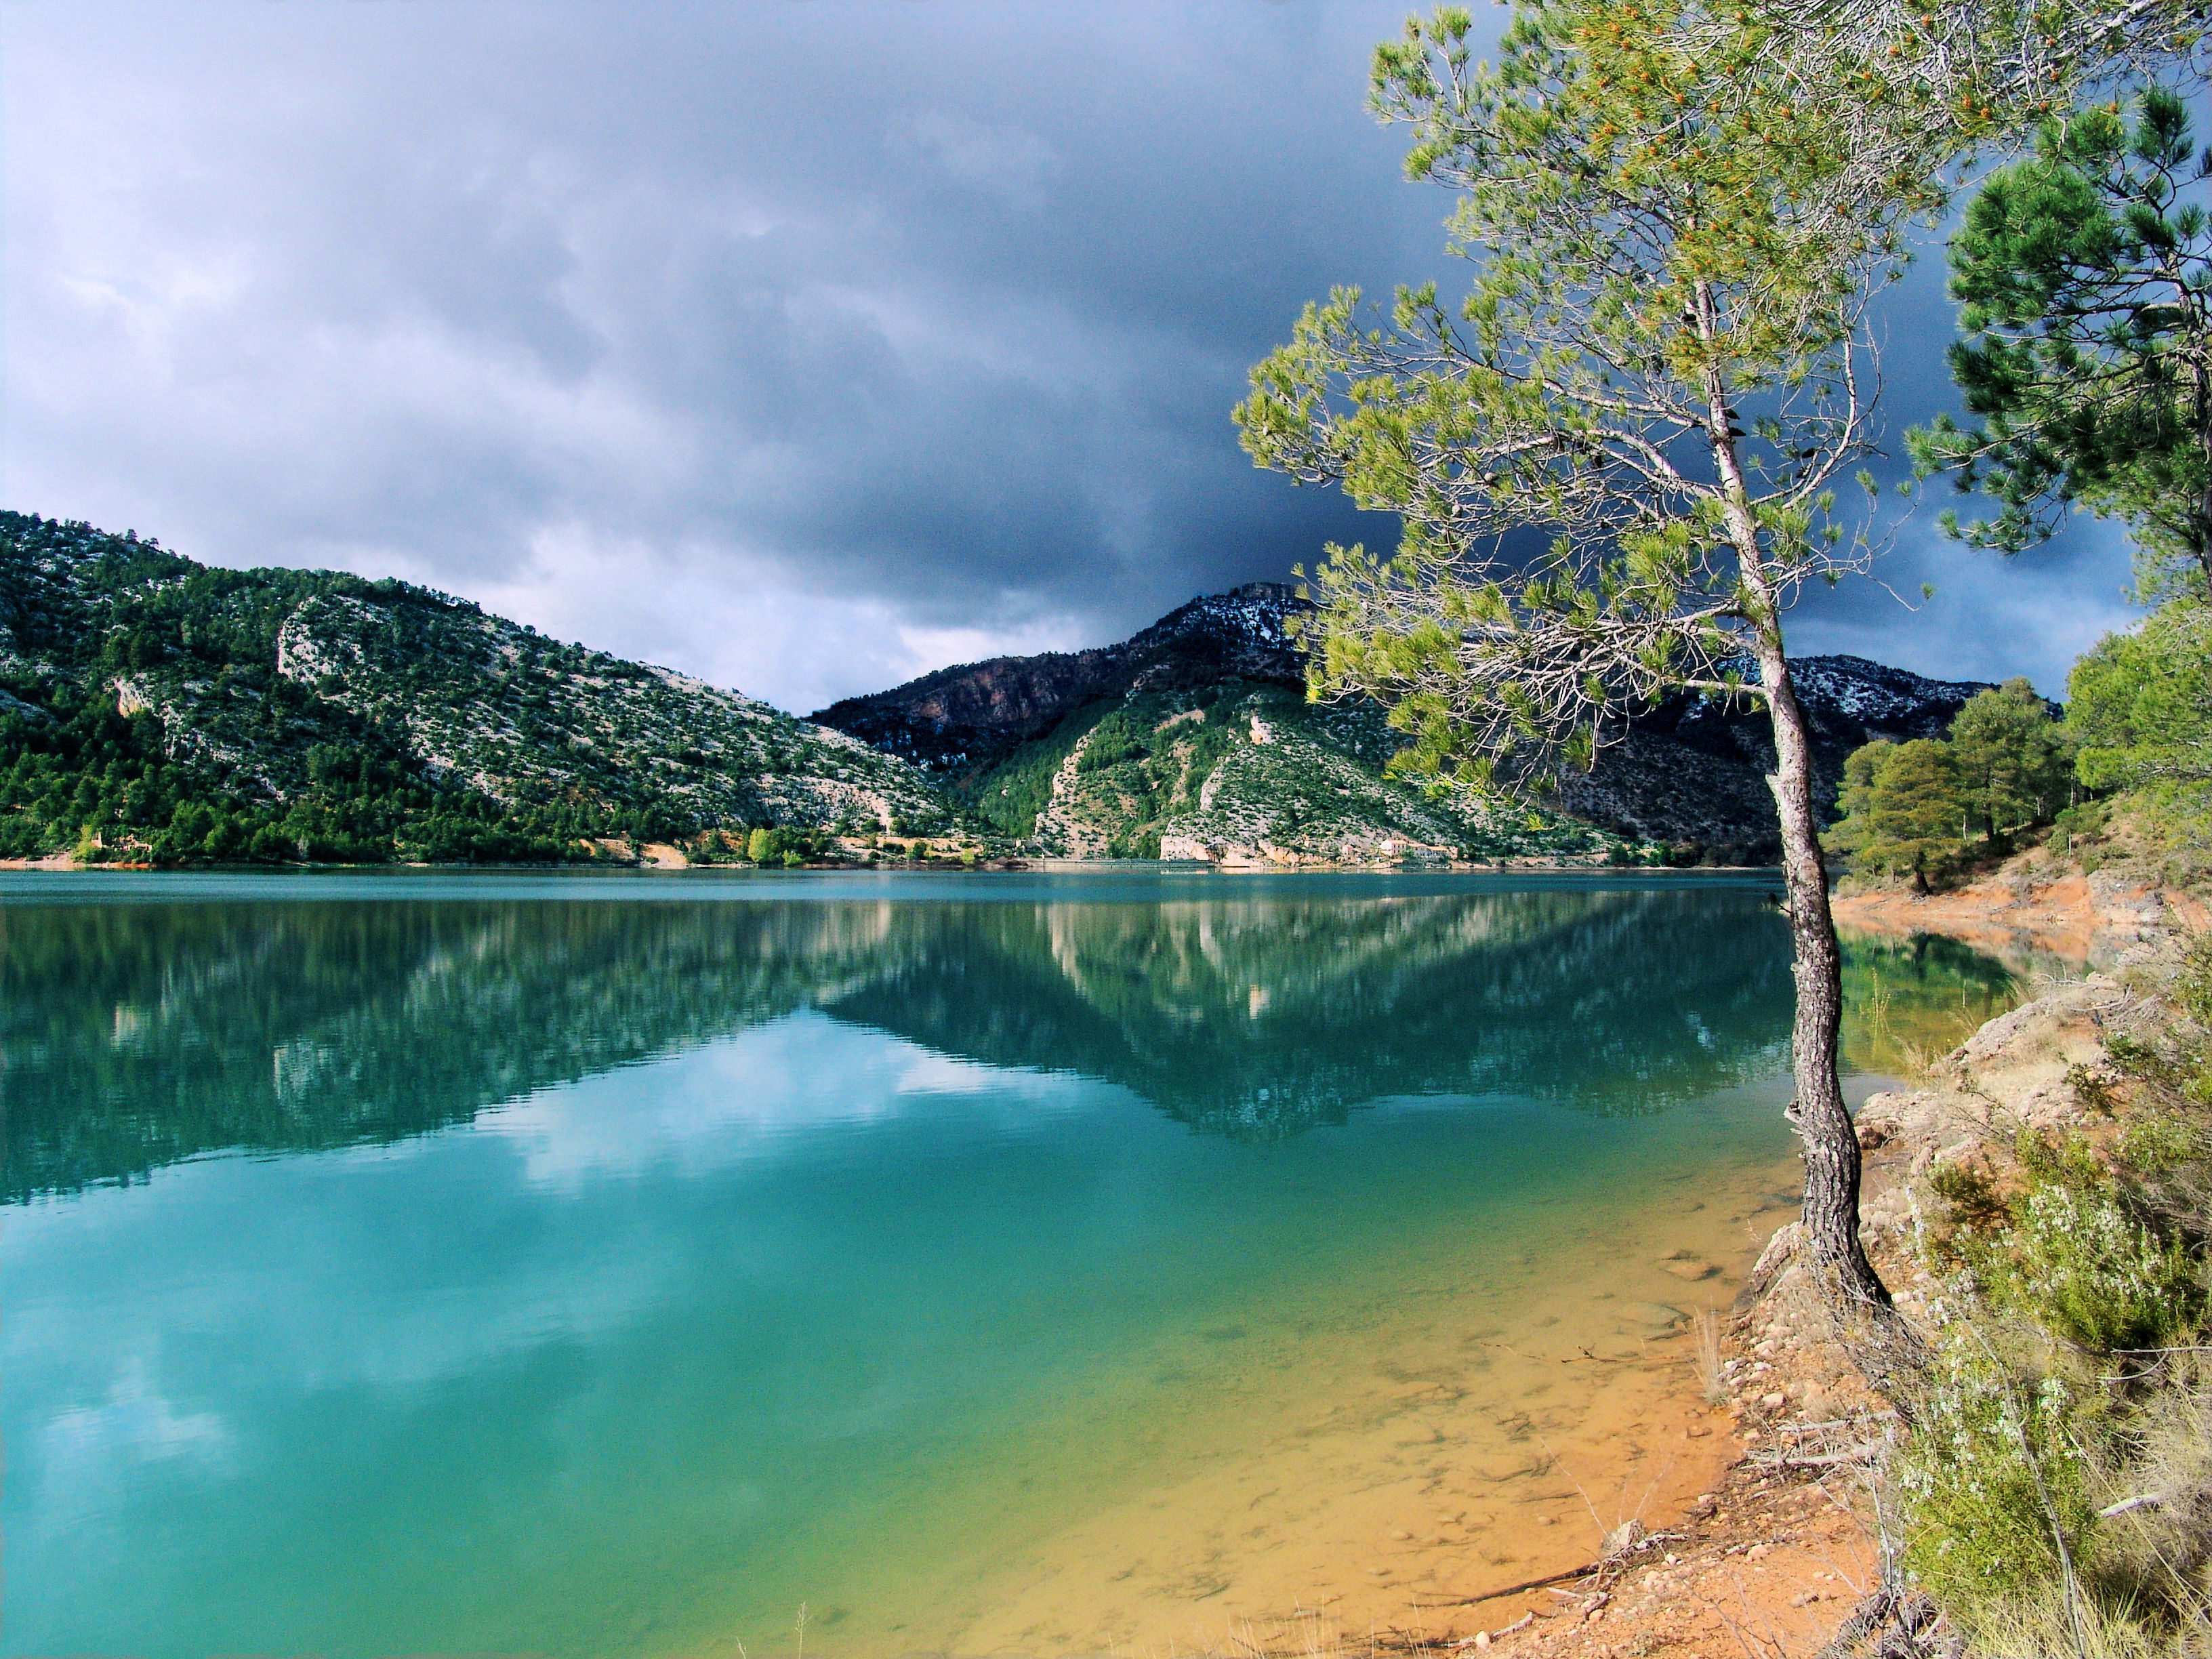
[
  {"x1": 2100, "y1": 1492, "x2": 2166, "y2": 1518},
  {"x1": 1751, "y1": 1441, "x2": 1885, "y2": 1470},
  {"x1": 1439, "y1": 1562, "x2": 1605, "y2": 1606}
]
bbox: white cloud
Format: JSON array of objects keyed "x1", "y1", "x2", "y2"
[{"x1": 907, "y1": 108, "x2": 1063, "y2": 208}]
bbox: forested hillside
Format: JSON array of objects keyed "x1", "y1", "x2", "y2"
[{"x1": 0, "y1": 513, "x2": 954, "y2": 864}]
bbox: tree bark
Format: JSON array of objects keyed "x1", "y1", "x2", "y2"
[
  {"x1": 1694, "y1": 300, "x2": 1891, "y2": 1315},
  {"x1": 1743, "y1": 623, "x2": 1891, "y2": 1311}
]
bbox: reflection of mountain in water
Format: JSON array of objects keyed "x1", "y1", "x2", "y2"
[
  {"x1": 819, "y1": 891, "x2": 1795, "y2": 1134},
  {"x1": 3, "y1": 899, "x2": 896, "y2": 1202},
  {"x1": 9, "y1": 885, "x2": 1824, "y2": 1200}
]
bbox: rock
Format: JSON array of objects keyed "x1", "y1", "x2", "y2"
[{"x1": 1660, "y1": 1257, "x2": 1719, "y2": 1281}]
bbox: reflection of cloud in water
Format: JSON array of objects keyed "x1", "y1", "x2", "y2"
[
  {"x1": 35, "y1": 1356, "x2": 235, "y2": 1532},
  {"x1": 43, "y1": 1359, "x2": 231, "y2": 1467},
  {"x1": 484, "y1": 1012, "x2": 1099, "y2": 1191}
]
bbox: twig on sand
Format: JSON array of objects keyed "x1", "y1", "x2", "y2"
[{"x1": 1429, "y1": 1562, "x2": 1607, "y2": 1606}]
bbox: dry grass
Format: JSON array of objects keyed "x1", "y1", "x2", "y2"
[{"x1": 1692, "y1": 1307, "x2": 1727, "y2": 1406}]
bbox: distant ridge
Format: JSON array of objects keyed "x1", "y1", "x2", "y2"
[
  {"x1": 0, "y1": 512, "x2": 950, "y2": 864},
  {"x1": 0, "y1": 510, "x2": 2009, "y2": 869},
  {"x1": 817, "y1": 585, "x2": 2003, "y2": 864}
]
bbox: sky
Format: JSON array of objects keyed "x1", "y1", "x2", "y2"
[{"x1": 2, "y1": 1, "x2": 2147, "y2": 712}]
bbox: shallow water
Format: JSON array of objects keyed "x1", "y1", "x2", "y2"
[{"x1": 1, "y1": 870, "x2": 2011, "y2": 1658}]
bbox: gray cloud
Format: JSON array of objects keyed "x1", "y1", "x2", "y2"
[{"x1": 1, "y1": 0, "x2": 2144, "y2": 709}]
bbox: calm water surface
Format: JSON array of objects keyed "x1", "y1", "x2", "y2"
[{"x1": 1, "y1": 871, "x2": 2015, "y2": 1658}]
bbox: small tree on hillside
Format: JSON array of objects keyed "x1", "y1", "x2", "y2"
[
  {"x1": 1912, "y1": 89, "x2": 2212, "y2": 602},
  {"x1": 2068, "y1": 598, "x2": 2212, "y2": 794},
  {"x1": 1948, "y1": 677, "x2": 2076, "y2": 840},
  {"x1": 1236, "y1": 1, "x2": 1940, "y2": 1323}
]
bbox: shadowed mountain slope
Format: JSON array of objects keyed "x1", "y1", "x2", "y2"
[{"x1": 815, "y1": 586, "x2": 2000, "y2": 863}]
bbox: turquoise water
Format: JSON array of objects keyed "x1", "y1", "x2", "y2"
[{"x1": 1, "y1": 872, "x2": 1995, "y2": 1658}]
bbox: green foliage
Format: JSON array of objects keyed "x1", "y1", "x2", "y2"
[
  {"x1": 1235, "y1": 1, "x2": 1932, "y2": 802},
  {"x1": 1951, "y1": 678, "x2": 2078, "y2": 839},
  {"x1": 1827, "y1": 682, "x2": 2073, "y2": 882},
  {"x1": 1897, "y1": 919, "x2": 2212, "y2": 1650},
  {"x1": 1826, "y1": 737, "x2": 1970, "y2": 884},
  {"x1": 1898, "y1": 1331, "x2": 2097, "y2": 1620},
  {"x1": 1911, "y1": 87, "x2": 2212, "y2": 603},
  {"x1": 2003, "y1": 1176, "x2": 2202, "y2": 1352},
  {"x1": 1076, "y1": 711, "x2": 1149, "y2": 774},
  {"x1": 0, "y1": 681, "x2": 581, "y2": 867},
  {"x1": 742, "y1": 825, "x2": 832, "y2": 866},
  {"x1": 1906, "y1": 1136, "x2": 2196, "y2": 1635},
  {"x1": 960, "y1": 703, "x2": 1116, "y2": 836},
  {"x1": 2067, "y1": 599, "x2": 2212, "y2": 798}
]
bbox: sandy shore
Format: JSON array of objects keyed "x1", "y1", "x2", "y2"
[{"x1": 1831, "y1": 849, "x2": 2206, "y2": 971}]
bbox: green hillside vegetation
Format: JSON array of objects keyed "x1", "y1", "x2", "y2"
[
  {"x1": 1826, "y1": 621, "x2": 2212, "y2": 895},
  {"x1": 960, "y1": 678, "x2": 1641, "y2": 864},
  {"x1": 1892, "y1": 937, "x2": 2212, "y2": 1656},
  {"x1": 0, "y1": 512, "x2": 956, "y2": 866}
]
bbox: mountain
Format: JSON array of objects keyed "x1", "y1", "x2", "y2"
[
  {"x1": 815, "y1": 586, "x2": 2002, "y2": 865},
  {"x1": 1, "y1": 509, "x2": 2000, "y2": 871},
  {"x1": 812, "y1": 582, "x2": 1309, "y2": 772},
  {"x1": 0, "y1": 513, "x2": 952, "y2": 865}
]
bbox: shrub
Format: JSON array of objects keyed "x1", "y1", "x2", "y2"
[
  {"x1": 1999, "y1": 1183, "x2": 2201, "y2": 1354},
  {"x1": 1898, "y1": 1334, "x2": 2095, "y2": 1622}
]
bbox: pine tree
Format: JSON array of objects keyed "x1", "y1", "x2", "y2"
[
  {"x1": 1912, "y1": 89, "x2": 2212, "y2": 602},
  {"x1": 1236, "y1": 0, "x2": 1942, "y2": 1318}
]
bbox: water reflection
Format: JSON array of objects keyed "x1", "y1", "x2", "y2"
[
  {"x1": 0, "y1": 875, "x2": 2023, "y2": 1659},
  {"x1": 1839, "y1": 926, "x2": 2025, "y2": 1076},
  {"x1": 4, "y1": 878, "x2": 1980, "y2": 1203}
]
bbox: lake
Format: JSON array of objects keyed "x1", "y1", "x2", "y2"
[{"x1": 1, "y1": 870, "x2": 2016, "y2": 1658}]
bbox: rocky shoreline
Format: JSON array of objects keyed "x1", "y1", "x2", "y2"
[{"x1": 1420, "y1": 857, "x2": 2204, "y2": 1659}]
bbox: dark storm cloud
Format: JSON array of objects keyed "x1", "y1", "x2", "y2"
[{"x1": 1, "y1": 1, "x2": 2146, "y2": 708}]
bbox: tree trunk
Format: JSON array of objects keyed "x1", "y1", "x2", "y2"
[
  {"x1": 1744, "y1": 626, "x2": 1891, "y2": 1312},
  {"x1": 1694, "y1": 308, "x2": 1893, "y2": 1319}
]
